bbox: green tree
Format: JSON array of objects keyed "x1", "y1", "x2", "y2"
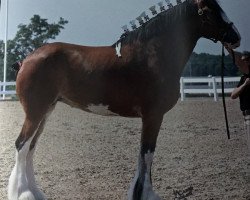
[
  {"x1": 183, "y1": 52, "x2": 239, "y2": 77},
  {"x1": 0, "y1": 15, "x2": 68, "y2": 81}
]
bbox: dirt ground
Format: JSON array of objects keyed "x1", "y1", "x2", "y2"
[{"x1": 0, "y1": 99, "x2": 249, "y2": 200}]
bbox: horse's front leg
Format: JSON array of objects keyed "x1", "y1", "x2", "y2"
[{"x1": 128, "y1": 113, "x2": 163, "y2": 200}]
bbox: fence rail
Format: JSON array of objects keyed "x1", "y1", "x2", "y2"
[
  {"x1": 0, "y1": 77, "x2": 241, "y2": 101},
  {"x1": 180, "y1": 76, "x2": 240, "y2": 101},
  {"x1": 0, "y1": 81, "x2": 16, "y2": 100}
]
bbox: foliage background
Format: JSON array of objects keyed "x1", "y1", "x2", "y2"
[{"x1": 0, "y1": 15, "x2": 68, "y2": 81}]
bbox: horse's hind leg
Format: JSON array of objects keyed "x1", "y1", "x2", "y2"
[
  {"x1": 8, "y1": 106, "x2": 54, "y2": 200},
  {"x1": 128, "y1": 113, "x2": 163, "y2": 200},
  {"x1": 26, "y1": 108, "x2": 54, "y2": 200},
  {"x1": 8, "y1": 117, "x2": 42, "y2": 200}
]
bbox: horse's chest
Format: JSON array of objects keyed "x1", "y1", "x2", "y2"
[{"x1": 158, "y1": 82, "x2": 180, "y2": 112}]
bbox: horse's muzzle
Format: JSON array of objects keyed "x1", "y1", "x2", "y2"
[{"x1": 222, "y1": 24, "x2": 241, "y2": 49}]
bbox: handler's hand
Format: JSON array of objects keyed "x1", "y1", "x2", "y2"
[{"x1": 244, "y1": 78, "x2": 250, "y2": 86}]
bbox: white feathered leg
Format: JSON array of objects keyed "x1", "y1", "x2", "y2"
[
  {"x1": 26, "y1": 148, "x2": 46, "y2": 200},
  {"x1": 128, "y1": 152, "x2": 161, "y2": 200},
  {"x1": 8, "y1": 137, "x2": 36, "y2": 200},
  {"x1": 25, "y1": 118, "x2": 48, "y2": 200}
]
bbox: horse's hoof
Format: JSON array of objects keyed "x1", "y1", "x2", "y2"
[{"x1": 18, "y1": 191, "x2": 36, "y2": 200}]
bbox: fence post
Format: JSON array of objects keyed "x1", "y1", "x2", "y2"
[
  {"x1": 3, "y1": 82, "x2": 6, "y2": 100},
  {"x1": 180, "y1": 77, "x2": 185, "y2": 101},
  {"x1": 212, "y1": 77, "x2": 218, "y2": 101},
  {"x1": 208, "y1": 75, "x2": 212, "y2": 96},
  {"x1": 0, "y1": 83, "x2": 1, "y2": 99}
]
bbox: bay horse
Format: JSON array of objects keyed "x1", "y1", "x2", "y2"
[{"x1": 8, "y1": 0, "x2": 240, "y2": 199}]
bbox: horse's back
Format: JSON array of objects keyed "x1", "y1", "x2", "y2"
[{"x1": 16, "y1": 42, "x2": 116, "y2": 89}]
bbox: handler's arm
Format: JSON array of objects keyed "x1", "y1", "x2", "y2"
[
  {"x1": 231, "y1": 78, "x2": 250, "y2": 99},
  {"x1": 231, "y1": 84, "x2": 245, "y2": 99},
  {"x1": 225, "y1": 47, "x2": 245, "y2": 67}
]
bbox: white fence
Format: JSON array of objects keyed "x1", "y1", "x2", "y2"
[
  {"x1": 0, "y1": 81, "x2": 16, "y2": 100},
  {"x1": 0, "y1": 77, "x2": 241, "y2": 101},
  {"x1": 180, "y1": 76, "x2": 240, "y2": 101}
]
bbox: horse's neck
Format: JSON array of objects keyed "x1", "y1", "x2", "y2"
[
  {"x1": 140, "y1": 3, "x2": 201, "y2": 76},
  {"x1": 144, "y1": 21, "x2": 199, "y2": 78},
  {"x1": 165, "y1": 27, "x2": 199, "y2": 67}
]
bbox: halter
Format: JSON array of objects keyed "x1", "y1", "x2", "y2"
[
  {"x1": 196, "y1": 0, "x2": 204, "y2": 16},
  {"x1": 196, "y1": 0, "x2": 233, "y2": 43}
]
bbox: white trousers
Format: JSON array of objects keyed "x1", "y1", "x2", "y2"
[{"x1": 244, "y1": 114, "x2": 250, "y2": 155}]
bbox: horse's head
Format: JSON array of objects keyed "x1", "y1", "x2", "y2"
[{"x1": 196, "y1": 0, "x2": 241, "y2": 49}]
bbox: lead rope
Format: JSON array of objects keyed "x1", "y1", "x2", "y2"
[{"x1": 221, "y1": 45, "x2": 230, "y2": 139}]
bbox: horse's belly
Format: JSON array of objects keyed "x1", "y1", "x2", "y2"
[
  {"x1": 61, "y1": 97, "x2": 141, "y2": 118},
  {"x1": 85, "y1": 103, "x2": 142, "y2": 117},
  {"x1": 85, "y1": 103, "x2": 120, "y2": 116}
]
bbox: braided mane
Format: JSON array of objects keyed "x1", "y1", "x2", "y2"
[{"x1": 113, "y1": 0, "x2": 197, "y2": 46}]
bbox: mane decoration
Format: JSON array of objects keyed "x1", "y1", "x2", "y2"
[
  {"x1": 114, "y1": 0, "x2": 200, "y2": 47},
  {"x1": 121, "y1": 0, "x2": 181, "y2": 35}
]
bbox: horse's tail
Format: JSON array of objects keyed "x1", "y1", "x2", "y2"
[{"x1": 12, "y1": 61, "x2": 22, "y2": 72}]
